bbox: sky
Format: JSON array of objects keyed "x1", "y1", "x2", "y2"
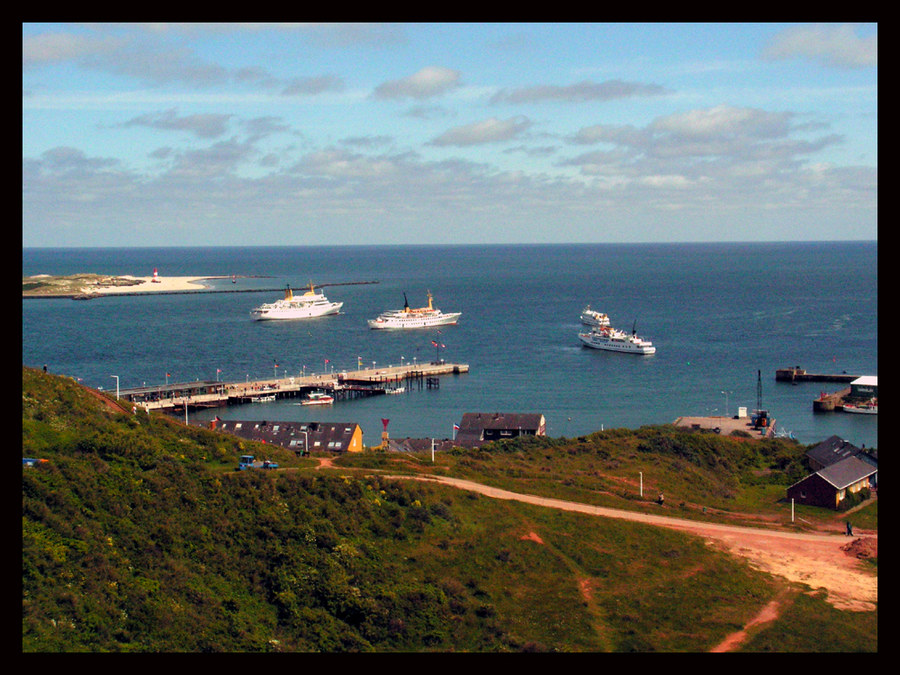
[{"x1": 22, "y1": 22, "x2": 877, "y2": 247}]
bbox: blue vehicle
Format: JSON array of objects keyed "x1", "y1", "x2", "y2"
[{"x1": 238, "y1": 455, "x2": 279, "y2": 470}]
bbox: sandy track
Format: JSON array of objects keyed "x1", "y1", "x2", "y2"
[{"x1": 398, "y1": 474, "x2": 877, "y2": 612}]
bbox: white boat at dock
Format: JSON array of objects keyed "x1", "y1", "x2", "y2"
[
  {"x1": 367, "y1": 291, "x2": 461, "y2": 329},
  {"x1": 250, "y1": 394, "x2": 276, "y2": 403},
  {"x1": 580, "y1": 305, "x2": 610, "y2": 327},
  {"x1": 578, "y1": 322, "x2": 656, "y2": 355},
  {"x1": 251, "y1": 282, "x2": 342, "y2": 320},
  {"x1": 843, "y1": 400, "x2": 877, "y2": 414}
]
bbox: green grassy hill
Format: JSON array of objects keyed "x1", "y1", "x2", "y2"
[{"x1": 21, "y1": 367, "x2": 876, "y2": 652}]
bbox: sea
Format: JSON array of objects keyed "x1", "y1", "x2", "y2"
[{"x1": 22, "y1": 242, "x2": 878, "y2": 450}]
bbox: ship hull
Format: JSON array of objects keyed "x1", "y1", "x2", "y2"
[
  {"x1": 578, "y1": 332, "x2": 656, "y2": 355},
  {"x1": 367, "y1": 312, "x2": 461, "y2": 329}
]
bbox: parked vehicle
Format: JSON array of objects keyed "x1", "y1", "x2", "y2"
[{"x1": 238, "y1": 454, "x2": 279, "y2": 470}]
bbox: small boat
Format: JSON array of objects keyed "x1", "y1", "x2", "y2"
[
  {"x1": 250, "y1": 394, "x2": 276, "y2": 403},
  {"x1": 367, "y1": 291, "x2": 461, "y2": 329},
  {"x1": 385, "y1": 386, "x2": 406, "y2": 395},
  {"x1": 580, "y1": 305, "x2": 610, "y2": 327},
  {"x1": 251, "y1": 282, "x2": 342, "y2": 321},
  {"x1": 843, "y1": 399, "x2": 877, "y2": 415},
  {"x1": 301, "y1": 392, "x2": 334, "y2": 406}
]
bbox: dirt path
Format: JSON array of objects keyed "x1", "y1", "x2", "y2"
[
  {"x1": 397, "y1": 474, "x2": 877, "y2": 614},
  {"x1": 709, "y1": 590, "x2": 792, "y2": 652}
]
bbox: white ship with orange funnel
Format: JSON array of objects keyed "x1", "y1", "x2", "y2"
[
  {"x1": 251, "y1": 282, "x2": 342, "y2": 320},
  {"x1": 367, "y1": 291, "x2": 461, "y2": 329}
]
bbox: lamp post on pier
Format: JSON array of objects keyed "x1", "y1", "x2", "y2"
[{"x1": 721, "y1": 390, "x2": 732, "y2": 418}]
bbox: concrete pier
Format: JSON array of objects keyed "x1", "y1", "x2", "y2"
[
  {"x1": 813, "y1": 387, "x2": 852, "y2": 412},
  {"x1": 775, "y1": 366, "x2": 859, "y2": 383}
]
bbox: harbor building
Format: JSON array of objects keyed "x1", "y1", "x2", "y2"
[
  {"x1": 454, "y1": 412, "x2": 546, "y2": 448},
  {"x1": 850, "y1": 376, "x2": 878, "y2": 399},
  {"x1": 786, "y1": 455, "x2": 877, "y2": 510},
  {"x1": 209, "y1": 418, "x2": 364, "y2": 454}
]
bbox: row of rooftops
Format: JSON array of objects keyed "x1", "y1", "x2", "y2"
[
  {"x1": 206, "y1": 411, "x2": 548, "y2": 453},
  {"x1": 206, "y1": 415, "x2": 876, "y2": 492},
  {"x1": 210, "y1": 418, "x2": 363, "y2": 453}
]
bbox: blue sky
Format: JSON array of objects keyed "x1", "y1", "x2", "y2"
[{"x1": 22, "y1": 22, "x2": 877, "y2": 247}]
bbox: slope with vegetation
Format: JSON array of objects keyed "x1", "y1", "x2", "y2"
[{"x1": 22, "y1": 367, "x2": 876, "y2": 652}]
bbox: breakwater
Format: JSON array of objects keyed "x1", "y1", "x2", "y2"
[{"x1": 775, "y1": 367, "x2": 860, "y2": 383}]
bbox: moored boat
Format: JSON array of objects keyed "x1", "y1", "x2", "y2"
[
  {"x1": 367, "y1": 291, "x2": 461, "y2": 329},
  {"x1": 843, "y1": 399, "x2": 877, "y2": 414}
]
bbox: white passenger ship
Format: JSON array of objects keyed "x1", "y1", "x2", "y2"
[
  {"x1": 251, "y1": 283, "x2": 342, "y2": 320},
  {"x1": 367, "y1": 292, "x2": 461, "y2": 329},
  {"x1": 578, "y1": 324, "x2": 656, "y2": 355}
]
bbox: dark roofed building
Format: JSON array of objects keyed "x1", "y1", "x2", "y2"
[
  {"x1": 455, "y1": 412, "x2": 546, "y2": 448},
  {"x1": 806, "y1": 435, "x2": 864, "y2": 471},
  {"x1": 211, "y1": 418, "x2": 363, "y2": 454},
  {"x1": 786, "y1": 455, "x2": 877, "y2": 510}
]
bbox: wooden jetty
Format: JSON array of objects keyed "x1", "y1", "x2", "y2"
[
  {"x1": 775, "y1": 366, "x2": 859, "y2": 383},
  {"x1": 119, "y1": 362, "x2": 469, "y2": 412}
]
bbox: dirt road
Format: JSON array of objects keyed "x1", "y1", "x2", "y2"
[{"x1": 397, "y1": 474, "x2": 877, "y2": 613}]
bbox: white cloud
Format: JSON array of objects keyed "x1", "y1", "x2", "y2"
[
  {"x1": 490, "y1": 79, "x2": 667, "y2": 104},
  {"x1": 372, "y1": 66, "x2": 461, "y2": 100},
  {"x1": 430, "y1": 117, "x2": 531, "y2": 147},
  {"x1": 121, "y1": 109, "x2": 233, "y2": 138},
  {"x1": 762, "y1": 24, "x2": 877, "y2": 69}
]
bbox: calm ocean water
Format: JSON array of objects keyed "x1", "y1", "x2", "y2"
[{"x1": 22, "y1": 243, "x2": 878, "y2": 449}]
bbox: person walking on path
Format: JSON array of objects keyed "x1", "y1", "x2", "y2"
[{"x1": 846, "y1": 520, "x2": 854, "y2": 536}]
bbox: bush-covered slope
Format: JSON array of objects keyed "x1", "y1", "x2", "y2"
[{"x1": 21, "y1": 367, "x2": 874, "y2": 652}]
